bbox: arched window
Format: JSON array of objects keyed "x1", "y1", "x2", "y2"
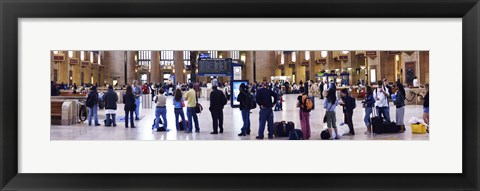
[
  {"x1": 160, "y1": 51, "x2": 174, "y2": 69},
  {"x1": 138, "y1": 51, "x2": 151, "y2": 67}
]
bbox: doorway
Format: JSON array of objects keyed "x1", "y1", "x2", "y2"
[{"x1": 405, "y1": 61, "x2": 416, "y2": 86}]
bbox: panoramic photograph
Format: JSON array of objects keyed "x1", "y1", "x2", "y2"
[{"x1": 50, "y1": 50, "x2": 430, "y2": 140}]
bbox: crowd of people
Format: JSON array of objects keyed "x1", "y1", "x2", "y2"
[{"x1": 53, "y1": 76, "x2": 430, "y2": 140}]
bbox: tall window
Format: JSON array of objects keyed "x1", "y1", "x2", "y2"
[
  {"x1": 183, "y1": 51, "x2": 191, "y2": 66},
  {"x1": 138, "y1": 51, "x2": 151, "y2": 67},
  {"x1": 160, "y1": 51, "x2": 174, "y2": 67},
  {"x1": 208, "y1": 51, "x2": 218, "y2": 59},
  {"x1": 231, "y1": 51, "x2": 240, "y2": 60}
]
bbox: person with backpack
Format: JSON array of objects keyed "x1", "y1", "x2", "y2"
[
  {"x1": 394, "y1": 81, "x2": 406, "y2": 132},
  {"x1": 373, "y1": 80, "x2": 391, "y2": 123},
  {"x1": 153, "y1": 88, "x2": 168, "y2": 132},
  {"x1": 324, "y1": 88, "x2": 339, "y2": 139},
  {"x1": 123, "y1": 86, "x2": 136, "y2": 128},
  {"x1": 237, "y1": 83, "x2": 254, "y2": 136},
  {"x1": 185, "y1": 83, "x2": 200, "y2": 133},
  {"x1": 103, "y1": 85, "x2": 118, "y2": 127},
  {"x1": 86, "y1": 86, "x2": 100, "y2": 126},
  {"x1": 173, "y1": 89, "x2": 187, "y2": 132},
  {"x1": 255, "y1": 82, "x2": 278, "y2": 139},
  {"x1": 209, "y1": 85, "x2": 228, "y2": 134},
  {"x1": 340, "y1": 88, "x2": 356, "y2": 135},
  {"x1": 362, "y1": 86, "x2": 376, "y2": 134},
  {"x1": 297, "y1": 89, "x2": 312, "y2": 139}
]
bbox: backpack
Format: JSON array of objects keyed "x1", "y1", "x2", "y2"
[
  {"x1": 244, "y1": 92, "x2": 256, "y2": 110},
  {"x1": 86, "y1": 93, "x2": 96, "y2": 107},
  {"x1": 301, "y1": 95, "x2": 313, "y2": 112}
]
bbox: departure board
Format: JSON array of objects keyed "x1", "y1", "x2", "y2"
[{"x1": 197, "y1": 58, "x2": 232, "y2": 76}]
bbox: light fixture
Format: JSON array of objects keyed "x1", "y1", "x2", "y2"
[
  {"x1": 360, "y1": 66, "x2": 366, "y2": 70},
  {"x1": 80, "y1": 51, "x2": 85, "y2": 61},
  {"x1": 347, "y1": 67, "x2": 352, "y2": 71},
  {"x1": 183, "y1": 69, "x2": 186, "y2": 73},
  {"x1": 335, "y1": 69, "x2": 340, "y2": 71},
  {"x1": 292, "y1": 52, "x2": 296, "y2": 62},
  {"x1": 342, "y1": 51, "x2": 349, "y2": 54},
  {"x1": 305, "y1": 51, "x2": 310, "y2": 61},
  {"x1": 68, "y1": 51, "x2": 73, "y2": 58},
  {"x1": 135, "y1": 55, "x2": 137, "y2": 62},
  {"x1": 321, "y1": 51, "x2": 328, "y2": 58},
  {"x1": 53, "y1": 51, "x2": 59, "y2": 54},
  {"x1": 240, "y1": 55, "x2": 246, "y2": 63},
  {"x1": 325, "y1": 70, "x2": 330, "y2": 73},
  {"x1": 280, "y1": 52, "x2": 285, "y2": 64}
]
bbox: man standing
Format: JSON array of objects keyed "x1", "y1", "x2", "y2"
[
  {"x1": 340, "y1": 89, "x2": 356, "y2": 135},
  {"x1": 319, "y1": 80, "x2": 325, "y2": 99},
  {"x1": 374, "y1": 80, "x2": 391, "y2": 123},
  {"x1": 255, "y1": 82, "x2": 278, "y2": 139},
  {"x1": 209, "y1": 85, "x2": 228, "y2": 134},
  {"x1": 132, "y1": 80, "x2": 141, "y2": 120},
  {"x1": 185, "y1": 83, "x2": 200, "y2": 133},
  {"x1": 103, "y1": 85, "x2": 118, "y2": 127}
]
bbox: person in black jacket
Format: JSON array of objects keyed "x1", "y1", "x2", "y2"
[
  {"x1": 340, "y1": 88, "x2": 355, "y2": 135},
  {"x1": 319, "y1": 81, "x2": 324, "y2": 99},
  {"x1": 209, "y1": 85, "x2": 228, "y2": 134},
  {"x1": 103, "y1": 85, "x2": 118, "y2": 127},
  {"x1": 255, "y1": 82, "x2": 278, "y2": 139},
  {"x1": 86, "y1": 86, "x2": 100, "y2": 126},
  {"x1": 123, "y1": 86, "x2": 136, "y2": 128},
  {"x1": 237, "y1": 83, "x2": 251, "y2": 136}
]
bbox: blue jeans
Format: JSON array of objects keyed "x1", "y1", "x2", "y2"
[
  {"x1": 88, "y1": 104, "x2": 99, "y2": 125},
  {"x1": 364, "y1": 107, "x2": 373, "y2": 127},
  {"x1": 186, "y1": 107, "x2": 199, "y2": 132},
  {"x1": 258, "y1": 107, "x2": 274, "y2": 138},
  {"x1": 105, "y1": 113, "x2": 116, "y2": 126},
  {"x1": 135, "y1": 97, "x2": 140, "y2": 119},
  {"x1": 125, "y1": 110, "x2": 134, "y2": 127},
  {"x1": 376, "y1": 106, "x2": 391, "y2": 123},
  {"x1": 155, "y1": 107, "x2": 168, "y2": 129},
  {"x1": 174, "y1": 108, "x2": 186, "y2": 130},
  {"x1": 241, "y1": 109, "x2": 251, "y2": 134}
]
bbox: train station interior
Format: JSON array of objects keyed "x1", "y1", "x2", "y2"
[{"x1": 50, "y1": 50, "x2": 430, "y2": 140}]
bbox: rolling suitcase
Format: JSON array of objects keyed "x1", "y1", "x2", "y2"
[
  {"x1": 274, "y1": 121, "x2": 294, "y2": 137},
  {"x1": 371, "y1": 108, "x2": 385, "y2": 134}
]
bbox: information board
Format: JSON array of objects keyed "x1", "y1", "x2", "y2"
[{"x1": 198, "y1": 58, "x2": 232, "y2": 76}]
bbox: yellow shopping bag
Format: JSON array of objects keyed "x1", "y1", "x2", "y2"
[{"x1": 411, "y1": 124, "x2": 427, "y2": 134}]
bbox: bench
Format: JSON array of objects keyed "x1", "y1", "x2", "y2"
[{"x1": 51, "y1": 100, "x2": 64, "y2": 125}]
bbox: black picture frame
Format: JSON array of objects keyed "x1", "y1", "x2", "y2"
[{"x1": 1, "y1": 0, "x2": 479, "y2": 190}]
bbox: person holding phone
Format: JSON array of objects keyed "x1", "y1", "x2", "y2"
[{"x1": 373, "y1": 80, "x2": 391, "y2": 123}]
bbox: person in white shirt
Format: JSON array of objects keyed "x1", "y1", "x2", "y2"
[
  {"x1": 413, "y1": 76, "x2": 419, "y2": 87},
  {"x1": 373, "y1": 80, "x2": 391, "y2": 123}
]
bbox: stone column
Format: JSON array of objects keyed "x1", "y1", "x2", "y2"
[
  {"x1": 419, "y1": 51, "x2": 429, "y2": 84},
  {"x1": 174, "y1": 51, "x2": 185, "y2": 84},
  {"x1": 295, "y1": 51, "x2": 306, "y2": 84},
  {"x1": 309, "y1": 51, "x2": 316, "y2": 82},
  {"x1": 150, "y1": 51, "x2": 161, "y2": 84},
  {"x1": 245, "y1": 51, "x2": 254, "y2": 83},
  {"x1": 103, "y1": 51, "x2": 126, "y2": 86},
  {"x1": 254, "y1": 51, "x2": 276, "y2": 82},
  {"x1": 71, "y1": 51, "x2": 82, "y2": 86},
  {"x1": 92, "y1": 65, "x2": 99, "y2": 86},
  {"x1": 58, "y1": 51, "x2": 69, "y2": 84},
  {"x1": 126, "y1": 51, "x2": 137, "y2": 85}
]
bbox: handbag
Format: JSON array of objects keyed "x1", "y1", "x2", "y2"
[
  {"x1": 181, "y1": 101, "x2": 185, "y2": 107},
  {"x1": 323, "y1": 101, "x2": 334, "y2": 123},
  {"x1": 195, "y1": 93, "x2": 203, "y2": 113}
]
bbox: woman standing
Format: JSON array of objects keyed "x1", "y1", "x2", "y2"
[
  {"x1": 173, "y1": 89, "x2": 187, "y2": 132},
  {"x1": 362, "y1": 86, "x2": 375, "y2": 134},
  {"x1": 394, "y1": 82, "x2": 406, "y2": 132},
  {"x1": 123, "y1": 86, "x2": 136, "y2": 128},
  {"x1": 324, "y1": 88, "x2": 339, "y2": 139}
]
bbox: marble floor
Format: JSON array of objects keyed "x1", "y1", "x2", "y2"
[{"x1": 51, "y1": 94, "x2": 429, "y2": 141}]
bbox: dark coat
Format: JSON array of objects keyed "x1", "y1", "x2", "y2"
[
  {"x1": 123, "y1": 93, "x2": 136, "y2": 111},
  {"x1": 209, "y1": 89, "x2": 227, "y2": 110},
  {"x1": 237, "y1": 91, "x2": 248, "y2": 110},
  {"x1": 103, "y1": 89, "x2": 118, "y2": 110}
]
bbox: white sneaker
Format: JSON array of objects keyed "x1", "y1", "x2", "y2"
[{"x1": 152, "y1": 128, "x2": 157, "y2": 132}]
